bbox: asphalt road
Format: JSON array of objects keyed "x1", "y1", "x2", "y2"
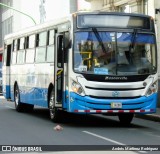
[{"x1": 0, "y1": 95, "x2": 160, "y2": 154}]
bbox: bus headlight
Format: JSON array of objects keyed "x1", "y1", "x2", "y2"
[
  {"x1": 145, "y1": 80, "x2": 158, "y2": 97},
  {"x1": 71, "y1": 80, "x2": 85, "y2": 96}
]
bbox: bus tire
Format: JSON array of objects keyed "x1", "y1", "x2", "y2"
[
  {"x1": 118, "y1": 113, "x2": 134, "y2": 126},
  {"x1": 49, "y1": 89, "x2": 62, "y2": 123},
  {"x1": 14, "y1": 85, "x2": 25, "y2": 112},
  {"x1": 25, "y1": 104, "x2": 34, "y2": 112}
]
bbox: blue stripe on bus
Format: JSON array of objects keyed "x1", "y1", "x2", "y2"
[
  {"x1": 17, "y1": 87, "x2": 48, "y2": 107},
  {"x1": 3, "y1": 85, "x2": 10, "y2": 99},
  {"x1": 5, "y1": 85, "x2": 157, "y2": 114},
  {"x1": 69, "y1": 92, "x2": 157, "y2": 114},
  {"x1": 10, "y1": 86, "x2": 68, "y2": 109}
]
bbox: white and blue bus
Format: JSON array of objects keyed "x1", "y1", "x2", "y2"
[{"x1": 2, "y1": 12, "x2": 158, "y2": 125}]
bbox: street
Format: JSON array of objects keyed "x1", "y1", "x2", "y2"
[{"x1": 0, "y1": 95, "x2": 160, "y2": 153}]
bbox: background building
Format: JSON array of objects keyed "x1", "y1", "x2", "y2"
[
  {"x1": 0, "y1": 0, "x2": 79, "y2": 50},
  {"x1": 85, "y1": 0, "x2": 154, "y2": 15}
]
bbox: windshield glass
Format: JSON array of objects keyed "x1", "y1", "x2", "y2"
[{"x1": 74, "y1": 31, "x2": 156, "y2": 75}]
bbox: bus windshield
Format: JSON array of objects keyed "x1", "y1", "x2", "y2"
[{"x1": 74, "y1": 31, "x2": 156, "y2": 75}]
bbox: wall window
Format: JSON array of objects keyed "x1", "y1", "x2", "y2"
[
  {"x1": 2, "y1": 0, "x2": 13, "y2": 12},
  {"x1": 35, "y1": 31, "x2": 47, "y2": 63},
  {"x1": 2, "y1": 16, "x2": 13, "y2": 43},
  {"x1": 103, "y1": 0, "x2": 108, "y2": 6},
  {"x1": 118, "y1": 4, "x2": 130, "y2": 13},
  {"x1": 47, "y1": 30, "x2": 55, "y2": 62}
]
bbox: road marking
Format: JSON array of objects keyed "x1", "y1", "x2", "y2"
[
  {"x1": 5, "y1": 105, "x2": 14, "y2": 109},
  {"x1": 83, "y1": 131, "x2": 125, "y2": 145},
  {"x1": 83, "y1": 131, "x2": 147, "y2": 153}
]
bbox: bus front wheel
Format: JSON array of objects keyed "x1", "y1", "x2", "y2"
[
  {"x1": 49, "y1": 89, "x2": 62, "y2": 123},
  {"x1": 118, "y1": 113, "x2": 134, "y2": 126}
]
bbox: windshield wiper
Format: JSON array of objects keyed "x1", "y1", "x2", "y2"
[{"x1": 92, "y1": 28, "x2": 107, "y2": 53}]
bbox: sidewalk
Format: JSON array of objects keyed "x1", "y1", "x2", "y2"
[{"x1": 135, "y1": 108, "x2": 160, "y2": 122}]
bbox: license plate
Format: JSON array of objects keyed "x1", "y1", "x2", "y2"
[{"x1": 111, "y1": 102, "x2": 122, "y2": 108}]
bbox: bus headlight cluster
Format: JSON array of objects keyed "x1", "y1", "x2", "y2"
[
  {"x1": 71, "y1": 80, "x2": 85, "y2": 96},
  {"x1": 145, "y1": 80, "x2": 158, "y2": 97}
]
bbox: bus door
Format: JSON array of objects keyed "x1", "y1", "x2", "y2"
[
  {"x1": 2, "y1": 44, "x2": 11, "y2": 99},
  {"x1": 54, "y1": 34, "x2": 64, "y2": 107}
]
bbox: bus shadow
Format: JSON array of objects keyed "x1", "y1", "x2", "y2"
[
  {"x1": 63, "y1": 113, "x2": 146, "y2": 128},
  {"x1": 27, "y1": 107, "x2": 147, "y2": 128}
]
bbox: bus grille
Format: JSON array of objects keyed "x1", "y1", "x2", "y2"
[{"x1": 89, "y1": 95, "x2": 141, "y2": 99}]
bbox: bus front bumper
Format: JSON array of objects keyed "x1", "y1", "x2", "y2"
[{"x1": 68, "y1": 92, "x2": 157, "y2": 114}]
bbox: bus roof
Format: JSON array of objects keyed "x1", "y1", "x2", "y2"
[
  {"x1": 4, "y1": 11, "x2": 152, "y2": 43},
  {"x1": 76, "y1": 11, "x2": 152, "y2": 18},
  {"x1": 4, "y1": 16, "x2": 71, "y2": 42}
]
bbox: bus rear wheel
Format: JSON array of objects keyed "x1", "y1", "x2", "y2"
[
  {"x1": 49, "y1": 89, "x2": 62, "y2": 123},
  {"x1": 118, "y1": 113, "x2": 134, "y2": 126},
  {"x1": 14, "y1": 85, "x2": 25, "y2": 112}
]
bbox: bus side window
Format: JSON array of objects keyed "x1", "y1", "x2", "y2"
[
  {"x1": 3, "y1": 44, "x2": 12, "y2": 66},
  {"x1": 18, "y1": 37, "x2": 25, "y2": 50},
  {"x1": 46, "y1": 29, "x2": 55, "y2": 62},
  {"x1": 35, "y1": 31, "x2": 47, "y2": 63},
  {"x1": 12, "y1": 40, "x2": 17, "y2": 64},
  {"x1": 26, "y1": 35, "x2": 35, "y2": 63},
  {"x1": 17, "y1": 37, "x2": 25, "y2": 64}
]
